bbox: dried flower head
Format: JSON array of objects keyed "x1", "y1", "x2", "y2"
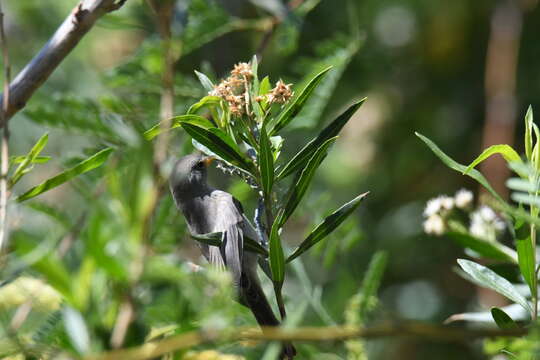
[
  {"x1": 268, "y1": 80, "x2": 293, "y2": 104},
  {"x1": 231, "y1": 62, "x2": 253, "y2": 79}
]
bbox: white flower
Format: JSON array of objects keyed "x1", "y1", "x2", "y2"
[
  {"x1": 469, "y1": 205, "x2": 505, "y2": 241},
  {"x1": 479, "y1": 205, "x2": 496, "y2": 222},
  {"x1": 423, "y1": 215, "x2": 445, "y2": 236},
  {"x1": 439, "y1": 196, "x2": 454, "y2": 210},
  {"x1": 454, "y1": 189, "x2": 473, "y2": 209},
  {"x1": 470, "y1": 219, "x2": 488, "y2": 239},
  {"x1": 424, "y1": 198, "x2": 441, "y2": 217}
]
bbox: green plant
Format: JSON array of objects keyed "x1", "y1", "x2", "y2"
[
  {"x1": 418, "y1": 106, "x2": 540, "y2": 356},
  {"x1": 146, "y1": 57, "x2": 369, "y2": 324}
]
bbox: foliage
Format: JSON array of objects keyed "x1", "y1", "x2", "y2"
[
  {"x1": 418, "y1": 106, "x2": 540, "y2": 357},
  {"x1": 0, "y1": 0, "x2": 381, "y2": 359}
]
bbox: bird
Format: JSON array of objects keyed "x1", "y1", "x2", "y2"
[{"x1": 169, "y1": 153, "x2": 296, "y2": 359}]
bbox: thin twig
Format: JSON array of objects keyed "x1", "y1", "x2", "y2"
[
  {"x1": 0, "y1": 0, "x2": 128, "y2": 121},
  {"x1": 86, "y1": 322, "x2": 528, "y2": 360},
  {"x1": 0, "y1": 0, "x2": 11, "y2": 258}
]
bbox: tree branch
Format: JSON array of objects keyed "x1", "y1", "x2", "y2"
[
  {"x1": 0, "y1": 0, "x2": 11, "y2": 256},
  {"x1": 0, "y1": 0, "x2": 128, "y2": 122},
  {"x1": 86, "y1": 322, "x2": 528, "y2": 360}
]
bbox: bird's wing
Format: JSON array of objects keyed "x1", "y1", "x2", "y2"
[{"x1": 210, "y1": 190, "x2": 246, "y2": 287}]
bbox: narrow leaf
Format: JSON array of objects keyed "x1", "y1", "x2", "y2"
[
  {"x1": 506, "y1": 177, "x2": 538, "y2": 193},
  {"x1": 17, "y1": 148, "x2": 113, "y2": 202},
  {"x1": 191, "y1": 232, "x2": 222, "y2": 246},
  {"x1": 269, "y1": 222, "x2": 285, "y2": 283},
  {"x1": 270, "y1": 66, "x2": 332, "y2": 135},
  {"x1": 277, "y1": 99, "x2": 365, "y2": 180},
  {"x1": 278, "y1": 137, "x2": 338, "y2": 228},
  {"x1": 287, "y1": 192, "x2": 369, "y2": 263},
  {"x1": 11, "y1": 155, "x2": 50, "y2": 164},
  {"x1": 187, "y1": 96, "x2": 222, "y2": 115},
  {"x1": 457, "y1": 259, "x2": 532, "y2": 313},
  {"x1": 63, "y1": 306, "x2": 90, "y2": 355},
  {"x1": 491, "y1": 307, "x2": 519, "y2": 329},
  {"x1": 525, "y1": 106, "x2": 533, "y2": 161},
  {"x1": 415, "y1": 132, "x2": 506, "y2": 205},
  {"x1": 357, "y1": 251, "x2": 387, "y2": 320},
  {"x1": 511, "y1": 192, "x2": 540, "y2": 207},
  {"x1": 191, "y1": 231, "x2": 268, "y2": 256},
  {"x1": 259, "y1": 126, "x2": 274, "y2": 196},
  {"x1": 244, "y1": 236, "x2": 269, "y2": 257},
  {"x1": 463, "y1": 144, "x2": 521, "y2": 175},
  {"x1": 515, "y1": 235, "x2": 536, "y2": 298},
  {"x1": 447, "y1": 232, "x2": 517, "y2": 263},
  {"x1": 180, "y1": 122, "x2": 255, "y2": 174},
  {"x1": 194, "y1": 70, "x2": 215, "y2": 92},
  {"x1": 11, "y1": 133, "x2": 49, "y2": 187},
  {"x1": 259, "y1": 76, "x2": 271, "y2": 95},
  {"x1": 144, "y1": 115, "x2": 214, "y2": 140}
]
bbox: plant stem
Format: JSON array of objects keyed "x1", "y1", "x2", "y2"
[
  {"x1": 531, "y1": 215, "x2": 538, "y2": 320},
  {"x1": 274, "y1": 283, "x2": 287, "y2": 320}
]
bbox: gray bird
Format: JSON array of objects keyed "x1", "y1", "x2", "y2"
[{"x1": 170, "y1": 153, "x2": 296, "y2": 358}]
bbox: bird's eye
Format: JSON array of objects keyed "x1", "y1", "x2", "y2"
[{"x1": 194, "y1": 161, "x2": 205, "y2": 170}]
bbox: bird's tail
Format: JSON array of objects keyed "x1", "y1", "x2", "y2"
[{"x1": 241, "y1": 274, "x2": 297, "y2": 359}]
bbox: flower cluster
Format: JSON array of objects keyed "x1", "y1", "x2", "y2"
[
  {"x1": 422, "y1": 188, "x2": 506, "y2": 241},
  {"x1": 210, "y1": 62, "x2": 294, "y2": 118},
  {"x1": 469, "y1": 206, "x2": 505, "y2": 241},
  {"x1": 422, "y1": 189, "x2": 473, "y2": 235},
  {"x1": 209, "y1": 62, "x2": 252, "y2": 117},
  {"x1": 267, "y1": 79, "x2": 293, "y2": 104}
]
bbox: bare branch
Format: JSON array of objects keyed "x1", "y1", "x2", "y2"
[
  {"x1": 0, "y1": 0, "x2": 128, "y2": 121},
  {"x1": 0, "y1": 0, "x2": 11, "y2": 255},
  {"x1": 86, "y1": 322, "x2": 528, "y2": 360}
]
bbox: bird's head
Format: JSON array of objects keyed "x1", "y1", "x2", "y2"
[{"x1": 169, "y1": 153, "x2": 215, "y2": 197}]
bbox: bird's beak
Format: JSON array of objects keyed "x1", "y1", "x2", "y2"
[{"x1": 202, "y1": 156, "x2": 216, "y2": 167}]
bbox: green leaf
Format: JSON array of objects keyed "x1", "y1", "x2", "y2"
[
  {"x1": 191, "y1": 231, "x2": 268, "y2": 256},
  {"x1": 180, "y1": 122, "x2": 255, "y2": 174},
  {"x1": 10, "y1": 133, "x2": 49, "y2": 187},
  {"x1": 463, "y1": 144, "x2": 521, "y2": 175},
  {"x1": 515, "y1": 234, "x2": 536, "y2": 298},
  {"x1": 63, "y1": 306, "x2": 90, "y2": 355},
  {"x1": 511, "y1": 192, "x2": 540, "y2": 207},
  {"x1": 533, "y1": 123, "x2": 540, "y2": 170},
  {"x1": 447, "y1": 231, "x2": 517, "y2": 263},
  {"x1": 269, "y1": 222, "x2": 285, "y2": 284},
  {"x1": 357, "y1": 251, "x2": 387, "y2": 320},
  {"x1": 259, "y1": 125, "x2": 274, "y2": 197},
  {"x1": 269, "y1": 66, "x2": 332, "y2": 135},
  {"x1": 11, "y1": 155, "x2": 51, "y2": 164},
  {"x1": 277, "y1": 99, "x2": 365, "y2": 180},
  {"x1": 187, "y1": 96, "x2": 223, "y2": 115},
  {"x1": 194, "y1": 70, "x2": 215, "y2": 92},
  {"x1": 415, "y1": 132, "x2": 506, "y2": 205},
  {"x1": 490, "y1": 307, "x2": 519, "y2": 330},
  {"x1": 191, "y1": 232, "x2": 222, "y2": 246},
  {"x1": 17, "y1": 148, "x2": 114, "y2": 202},
  {"x1": 287, "y1": 192, "x2": 369, "y2": 263},
  {"x1": 457, "y1": 259, "x2": 532, "y2": 313},
  {"x1": 259, "y1": 76, "x2": 271, "y2": 95},
  {"x1": 525, "y1": 106, "x2": 533, "y2": 161},
  {"x1": 278, "y1": 137, "x2": 338, "y2": 228},
  {"x1": 506, "y1": 177, "x2": 538, "y2": 193},
  {"x1": 244, "y1": 236, "x2": 269, "y2": 257},
  {"x1": 144, "y1": 115, "x2": 214, "y2": 140}
]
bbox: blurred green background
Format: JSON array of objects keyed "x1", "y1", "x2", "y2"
[{"x1": 3, "y1": 0, "x2": 540, "y2": 359}]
